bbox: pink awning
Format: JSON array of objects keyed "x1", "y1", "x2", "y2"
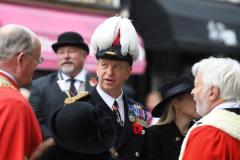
[{"x1": 0, "y1": 2, "x2": 146, "y2": 74}]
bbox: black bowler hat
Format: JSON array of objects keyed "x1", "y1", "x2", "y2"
[
  {"x1": 52, "y1": 32, "x2": 89, "y2": 53},
  {"x1": 50, "y1": 101, "x2": 116, "y2": 154},
  {"x1": 152, "y1": 75, "x2": 194, "y2": 117}
]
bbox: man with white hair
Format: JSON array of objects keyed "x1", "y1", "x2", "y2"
[
  {"x1": 179, "y1": 57, "x2": 240, "y2": 160},
  {"x1": 0, "y1": 24, "x2": 43, "y2": 159}
]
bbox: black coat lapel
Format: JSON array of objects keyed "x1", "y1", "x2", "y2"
[{"x1": 90, "y1": 88, "x2": 114, "y2": 116}]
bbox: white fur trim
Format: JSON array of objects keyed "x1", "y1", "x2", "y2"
[{"x1": 179, "y1": 109, "x2": 240, "y2": 160}]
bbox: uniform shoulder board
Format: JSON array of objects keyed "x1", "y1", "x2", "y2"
[{"x1": 64, "y1": 91, "x2": 90, "y2": 105}]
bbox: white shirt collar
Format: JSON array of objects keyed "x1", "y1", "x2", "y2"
[
  {"x1": 211, "y1": 101, "x2": 240, "y2": 112},
  {"x1": 96, "y1": 84, "x2": 123, "y2": 108},
  {"x1": 59, "y1": 68, "x2": 87, "y2": 82},
  {"x1": 0, "y1": 69, "x2": 18, "y2": 84},
  {"x1": 96, "y1": 85, "x2": 125, "y2": 122}
]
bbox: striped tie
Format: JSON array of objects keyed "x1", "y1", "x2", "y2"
[
  {"x1": 69, "y1": 79, "x2": 78, "y2": 96},
  {"x1": 112, "y1": 100, "x2": 123, "y2": 136}
]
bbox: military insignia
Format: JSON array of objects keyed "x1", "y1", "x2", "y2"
[
  {"x1": 64, "y1": 91, "x2": 89, "y2": 104},
  {"x1": 105, "y1": 51, "x2": 116, "y2": 55},
  {"x1": 128, "y1": 104, "x2": 148, "y2": 128},
  {"x1": 129, "y1": 114, "x2": 135, "y2": 122}
]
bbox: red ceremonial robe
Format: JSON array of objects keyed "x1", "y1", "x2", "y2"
[
  {"x1": 0, "y1": 72, "x2": 43, "y2": 160},
  {"x1": 179, "y1": 109, "x2": 240, "y2": 160}
]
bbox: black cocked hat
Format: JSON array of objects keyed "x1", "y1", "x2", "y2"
[
  {"x1": 50, "y1": 101, "x2": 116, "y2": 154},
  {"x1": 152, "y1": 75, "x2": 194, "y2": 117},
  {"x1": 52, "y1": 32, "x2": 89, "y2": 53}
]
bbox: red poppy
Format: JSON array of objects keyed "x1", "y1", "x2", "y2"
[
  {"x1": 89, "y1": 77, "x2": 98, "y2": 87},
  {"x1": 133, "y1": 122, "x2": 143, "y2": 135}
]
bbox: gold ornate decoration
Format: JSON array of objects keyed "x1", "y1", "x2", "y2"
[
  {"x1": 64, "y1": 91, "x2": 89, "y2": 104},
  {"x1": 0, "y1": 76, "x2": 17, "y2": 90},
  {"x1": 105, "y1": 51, "x2": 116, "y2": 55}
]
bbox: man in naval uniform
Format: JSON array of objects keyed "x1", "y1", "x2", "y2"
[
  {"x1": 31, "y1": 16, "x2": 148, "y2": 160},
  {"x1": 83, "y1": 16, "x2": 148, "y2": 160}
]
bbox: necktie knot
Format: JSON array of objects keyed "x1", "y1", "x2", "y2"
[{"x1": 112, "y1": 100, "x2": 119, "y2": 111}]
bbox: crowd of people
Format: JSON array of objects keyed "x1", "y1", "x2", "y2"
[{"x1": 0, "y1": 16, "x2": 240, "y2": 160}]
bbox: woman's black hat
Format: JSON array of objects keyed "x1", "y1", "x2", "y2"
[
  {"x1": 50, "y1": 101, "x2": 116, "y2": 154},
  {"x1": 52, "y1": 31, "x2": 89, "y2": 53},
  {"x1": 152, "y1": 75, "x2": 194, "y2": 117}
]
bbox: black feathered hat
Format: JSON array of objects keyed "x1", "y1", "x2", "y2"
[{"x1": 91, "y1": 16, "x2": 140, "y2": 66}]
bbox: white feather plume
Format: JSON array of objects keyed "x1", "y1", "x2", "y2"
[
  {"x1": 91, "y1": 16, "x2": 121, "y2": 55},
  {"x1": 91, "y1": 16, "x2": 139, "y2": 62}
]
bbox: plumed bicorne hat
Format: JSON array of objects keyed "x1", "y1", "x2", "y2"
[
  {"x1": 91, "y1": 16, "x2": 140, "y2": 66},
  {"x1": 50, "y1": 101, "x2": 116, "y2": 154},
  {"x1": 52, "y1": 31, "x2": 89, "y2": 53},
  {"x1": 152, "y1": 75, "x2": 194, "y2": 117}
]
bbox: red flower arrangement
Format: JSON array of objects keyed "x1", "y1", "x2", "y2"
[{"x1": 133, "y1": 122, "x2": 143, "y2": 135}]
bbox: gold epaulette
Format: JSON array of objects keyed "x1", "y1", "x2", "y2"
[{"x1": 64, "y1": 91, "x2": 89, "y2": 105}]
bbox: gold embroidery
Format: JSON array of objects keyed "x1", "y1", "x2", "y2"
[
  {"x1": 0, "y1": 76, "x2": 16, "y2": 90},
  {"x1": 64, "y1": 91, "x2": 89, "y2": 104}
]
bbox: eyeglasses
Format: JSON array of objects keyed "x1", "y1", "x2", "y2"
[{"x1": 23, "y1": 51, "x2": 44, "y2": 64}]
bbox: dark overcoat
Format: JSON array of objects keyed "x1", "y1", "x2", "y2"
[
  {"x1": 142, "y1": 122, "x2": 184, "y2": 160},
  {"x1": 29, "y1": 72, "x2": 96, "y2": 139}
]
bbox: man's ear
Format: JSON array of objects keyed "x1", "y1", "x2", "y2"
[
  {"x1": 209, "y1": 86, "x2": 219, "y2": 101},
  {"x1": 16, "y1": 52, "x2": 25, "y2": 65}
]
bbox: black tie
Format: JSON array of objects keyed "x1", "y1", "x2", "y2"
[
  {"x1": 69, "y1": 79, "x2": 78, "y2": 96},
  {"x1": 112, "y1": 100, "x2": 123, "y2": 136}
]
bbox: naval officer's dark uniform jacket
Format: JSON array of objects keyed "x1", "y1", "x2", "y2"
[
  {"x1": 38, "y1": 87, "x2": 148, "y2": 160},
  {"x1": 84, "y1": 87, "x2": 148, "y2": 160}
]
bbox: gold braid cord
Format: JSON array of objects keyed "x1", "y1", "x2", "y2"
[{"x1": 64, "y1": 91, "x2": 89, "y2": 105}]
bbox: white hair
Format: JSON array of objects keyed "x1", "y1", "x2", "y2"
[
  {"x1": 192, "y1": 57, "x2": 240, "y2": 101},
  {"x1": 0, "y1": 24, "x2": 38, "y2": 60},
  {"x1": 90, "y1": 16, "x2": 139, "y2": 62}
]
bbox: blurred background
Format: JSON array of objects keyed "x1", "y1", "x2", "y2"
[{"x1": 1, "y1": 0, "x2": 240, "y2": 104}]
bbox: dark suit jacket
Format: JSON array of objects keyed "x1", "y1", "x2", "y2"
[
  {"x1": 142, "y1": 122, "x2": 185, "y2": 160},
  {"x1": 29, "y1": 71, "x2": 96, "y2": 139},
  {"x1": 39, "y1": 87, "x2": 147, "y2": 160},
  {"x1": 86, "y1": 88, "x2": 147, "y2": 160}
]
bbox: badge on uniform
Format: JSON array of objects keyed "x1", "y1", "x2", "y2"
[{"x1": 128, "y1": 104, "x2": 148, "y2": 135}]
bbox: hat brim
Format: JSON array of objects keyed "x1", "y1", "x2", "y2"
[
  {"x1": 96, "y1": 46, "x2": 133, "y2": 66},
  {"x1": 152, "y1": 89, "x2": 192, "y2": 117},
  {"x1": 52, "y1": 42, "x2": 89, "y2": 53}
]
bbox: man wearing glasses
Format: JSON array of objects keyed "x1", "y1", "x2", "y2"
[{"x1": 0, "y1": 24, "x2": 43, "y2": 160}]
